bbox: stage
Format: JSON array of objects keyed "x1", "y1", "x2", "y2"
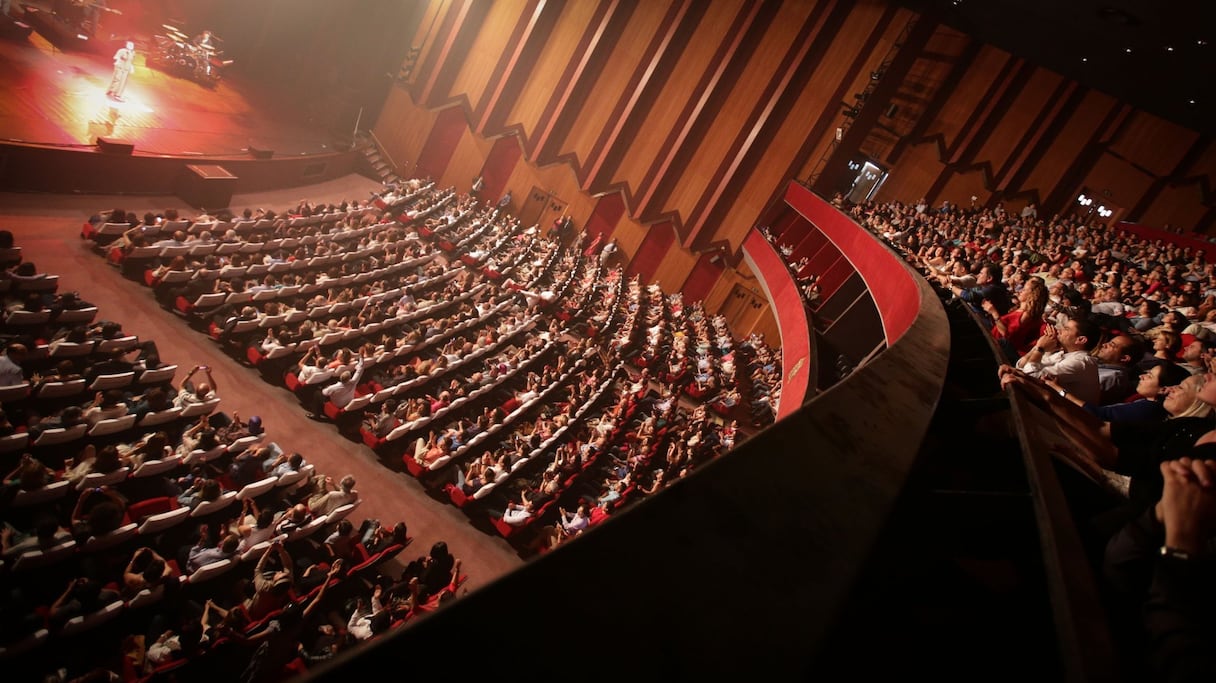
[{"x1": 0, "y1": 5, "x2": 361, "y2": 198}]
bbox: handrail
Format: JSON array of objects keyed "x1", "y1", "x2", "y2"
[{"x1": 368, "y1": 129, "x2": 400, "y2": 175}]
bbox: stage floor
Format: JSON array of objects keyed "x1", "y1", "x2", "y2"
[{"x1": 0, "y1": 23, "x2": 339, "y2": 157}]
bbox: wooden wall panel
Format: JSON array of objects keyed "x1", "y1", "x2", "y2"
[
  {"x1": 668, "y1": 5, "x2": 802, "y2": 204},
  {"x1": 690, "y1": 1, "x2": 902, "y2": 251},
  {"x1": 973, "y1": 69, "x2": 1061, "y2": 175},
  {"x1": 1109, "y1": 112, "x2": 1198, "y2": 177},
  {"x1": 441, "y1": 128, "x2": 491, "y2": 191},
  {"x1": 1018, "y1": 90, "x2": 1116, "y2": 204},
  {"x1": 1084, "y1": 153, "x2": 1155, "y2": 212},
  {"x1": 369, "y1": 0, "x2": 1216, "y2": 344},
  {"x1": 1143, "y1": 183, "x2": 1210, "y2": 231},
  {"x1": 560, "y1": 4, "x2": 664, "y2": 166},
  {"x1": 930, "y1": 46, "x2": 1010, "y2": 149},
  {"x1": 652, "y1": 238, "x2": 701, "y2": 293},
  {"x1": 874, "y1": 140, "x2": 942, "y2": 202},
  {"x1": 505, "y1": 2, "x2": 596, "y2": 138},
  {"x1": 448, "y1": 0, "x2": 525, "y2": 105},
  {"x1": 612, "y1": 1, "x2": 740, "y2": 190},
  {"x1": 373, "y1": 87, "x2": 440, "y2": 175}
]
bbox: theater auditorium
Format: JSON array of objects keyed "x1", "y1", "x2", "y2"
[{"x1": 1, "y1": 0, "x2": 1214, "y2": 680}]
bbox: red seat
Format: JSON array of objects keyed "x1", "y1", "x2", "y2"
[
  {"x1": 126, "y1": 496, "x2": 179, "y2": 523},
  {"x1": 402, "y1": 456, "x2": 426, "y2": 478},
  {"x1": 284, "y1": 371, "x2": 302, "y2": 393},
  {"x1": 246, "y1": 346, "x2": 265, "y2": 366},
  {"x1": 174, "y1": 296, "x2": 193, "y2": 316}
]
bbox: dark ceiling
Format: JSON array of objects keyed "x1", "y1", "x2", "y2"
[{"x1": 900, "y1": 0, "x2": 1216, "y2": 137}]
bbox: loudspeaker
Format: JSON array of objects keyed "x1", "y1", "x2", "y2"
[
  {"x1": 247, "y1": 144, "x2": 274, "y2": 160},
  {"x1": 96, "y1": 137, "x2": 134, "y2": 155}
]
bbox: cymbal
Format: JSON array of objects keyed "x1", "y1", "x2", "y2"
[{"x1": 162, "y1": 24, "x2": 180, "y2": 32}]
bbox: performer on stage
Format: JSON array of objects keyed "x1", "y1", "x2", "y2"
[
  {"x1": 193, "y1": 30, "x2": 215, "y2": 52},
  {"x1": 192, "y1": 30, "x2": 217, "y2": 76},
  {"x1": 106, "y1": 40, "x2": 136, "y2": 101}
]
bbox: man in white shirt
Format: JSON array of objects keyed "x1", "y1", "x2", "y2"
[
  {"x1": 1000, "y1": 316, "x2": 1102, "y2": 404},
  {"x1": 321, "y1": 357, "x2": 365, "y2": 409}
]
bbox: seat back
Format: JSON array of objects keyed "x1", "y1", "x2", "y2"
[
  {"x1": 76, "y1": 466, "x2": 131, "y2": 490},
  {"x1": 190, "y1": 490, "x2": 238, "y2": 517},
  {"x1": 137, "y1": 506, "x2": 190, "y2": 535},
  {"x1": 88, "y1": 369, "x2": 134, "y2": 391},
  {"x1": 35, "y1": 379, "x2": 87, "y2": 399},
  {"x1": 138, "y1": 406, "x2": 182, "y2": 427},
  {"x1": 132, "y1": 455, "x2": 183, "y2": 478},
  {"x1": 137, "y1": 365, "x2": 178, "y2": 386},
  {"x1": 54, "y1": 307, "x2": 99, "y2": 324},
  {"x1": 82, "y1": 523, "x2": 139, "y2": 553},
  {"x1": 12, "y1": 478, "x2": 72, "y2": 507},
  {"x1": 87, "y1": 414, "x2": 137, "y2": 437},
  {"x1": 11, "y1": 540, "x2": 77, "y2": 572},
  {"x1": 33, "y1": 423, "x2": 88, "y2": 446}
]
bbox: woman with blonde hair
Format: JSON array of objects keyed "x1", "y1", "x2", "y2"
[{"x1": 1109, "y1": 372, "x2": 1216, "y2": 507}]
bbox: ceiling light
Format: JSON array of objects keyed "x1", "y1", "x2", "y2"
[
  {"x1": 1166, "y1": 46, "x2": 1174, "y2": 52},
  {"x1": 1124, "y1": 47, "x2": 1132, "y2": 54},
  {"x1": 1081, "y1": 57, "x2": 1088, "y2": 62}
]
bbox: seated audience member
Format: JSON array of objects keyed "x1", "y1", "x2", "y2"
[
  {"x1": 274, "y1": 503, "x2": 313, "y2": 536},
  {"x1": 324, "y1": 519, "x2": 362, "y2": 564},
  {"x1": 121, "y1": 547, "x2": 173, "y2": 599},
  {"x1": 236, "y1": 499, "x2": 279, "y2": 552},
  {"x1": 177, "y1": 477, "x2": 223, "y2": 510},
  {"x1": 186, "y1": 530, "x2": 240, "y2": 573},
  {"x1": 1093, "y1": 334, "x2": 1143, "y2": 405},
  {"x1": 83, "y1": 388, "x2": 129, "y2": 426},
  {"x1": 48, "y1": 576, "x2": 121, "y2": 628},
  {"x1": 263, "y1": 450, "x2": 306, "y2": 477},
  {"x1": 0, "y1": 343, "x2": 28, "y2": 386},
  {"x1": 308, "y1": 474, "x2": 358, "y2": 515},
  {"x1": 1000, "y1": 316, "x2": 1102, "y2": 405},
  {"x1": 70, "y1": 486, "x2": 128, "y2": 541},
  {"x1": 176, "y1": 365, "x2": 218, "y2": 407},
  {"x1": 1, "y1": 513, "x2": 71, "y2": 558},
  {"x1": 346, "y1": 585, "x2": 390, "y2": 641},
  {"x1": 245, "y1": 540, "x2": 295, "y2": 620},
  {"x1": 1050, "y1": 362, "x2": 1191, "y2": 427},
  {"x1": 4, "y1": 452, "x2": 56, "y2": 493}
]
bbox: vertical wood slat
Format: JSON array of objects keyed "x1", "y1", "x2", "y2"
[
  {"x1": 1042, "y1": 102, "x2": 1133, "y2": 214},
  {"x1": 944, "y1": 54, "x2": 1020, "y2": 163},
  {"x1": 528, "y1": 0, "x2": 638, "y2": 165},
  {"x1": 999, "y1": 85, "x2": 1089, "y2": 202},
  {"x1": 948, "y1": 58, "x2": 1031, "y2": 165},
  {"x1": 682, "y1": 0, "x2": 849, "y2": 250},
  {"x1": 472, "y1": 0, "x2": 566, "y2": 136},
  {"x1": 993, "y1": 80, "x2": 1078, "y2": 191},
  {"x1": 632, "y1": 0, "x2": 777, "y2": 221},
  {"x1": 886, "y1": 33, "x2": 981, "y2": 166},
  {"x1": 413, "y1": 0, "x2": 491, "y2": 109},
  {"x1": 580, "y1": 0, "x2": 705, "y2": 195}
]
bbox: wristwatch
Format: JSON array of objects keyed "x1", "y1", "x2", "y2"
[
  {"x1": 1057, "y1": 388, "x2": 1067, "y2": 398},
  {"x1": 1160, "y1": 545, "x2": 1193, "y2": 561}
]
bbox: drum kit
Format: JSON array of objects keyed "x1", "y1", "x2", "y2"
[{"x1": 149, "y1": 24, "x2": 232, "y2": 86}]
